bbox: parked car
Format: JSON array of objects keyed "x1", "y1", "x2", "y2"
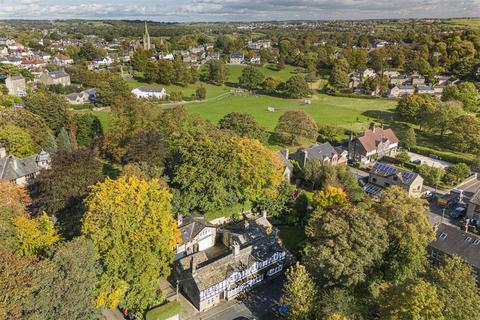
[
  {"x1": 450, "y1": 207, "x2": 466, "y2": 219},
  {"x1": 412, "y1": 159, "x2": 422, "y2": 165}
]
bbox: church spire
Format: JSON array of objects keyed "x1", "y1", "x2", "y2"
[{"x1": 143, "y1": 20, "x2": 151, "y2": 51}]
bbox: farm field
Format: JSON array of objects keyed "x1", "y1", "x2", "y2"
[{"x1": 446, "y1": 18, "x2": 480, "y2": 31}]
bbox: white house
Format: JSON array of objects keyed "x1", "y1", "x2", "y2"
[{"x1": 131, "y1": 87, "x2": 167, "y2": 99}]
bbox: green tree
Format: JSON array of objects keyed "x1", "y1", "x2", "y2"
[
  {"x1": 131, "y1": 48, "x2": 149, "y2": 72},
  {"x1": 203, "y1": 59, "x2": 228, "y2": 85},
  {"x1": 317, "y1": 125, "x2": 344, "y2": 144},
  {"x1": 78, "y1": 43, "x2": 105, "y2": 61},
  {"x1": 429, "y1": 256, "x2": 480, "y2": 320},
  {"x1": 380, "y1": 279, "x2": 444, "y2": 320},
  {"x1": 443, "y1": 163, "x2": 471, "y2": 185},
  {"x1": 284, "y1": 75, "x2": 311, "y2": 98},
  {"x1": 0, "y1": 124, "x2": 35, "y2": 157},
  {"x1": 448, "y1": 114, "x2": 480, "y2": 152},
  {"x1": 123, "y1": 129, "x2": 168, "y2": 168},
  {"x1": 238, "y1": 65, "x2": 265, "y2": 90},
  {"x1": 396, "y1": 94, "x2": 438, "y2": 125},
  {"x1": 82, "y1": 176, "x2": 180, "y2": 316},
  {"x1": 375, "y1": 186, "x2": 434, "y2": 283},
  {"x1": 418, "y1": 164, "x2": 445, "y2": 188},
  {"x1": 396, "y1": 151, "x2": 410, "y2": 165},
  {"x1": 26, "y1": 239, "x2": 97, "y2": 320},
  {"x1": 402, "y1": 127, "x2": 416, "y2": 150},
  {"x1": 31, "y1": 149, "x2": 104, "y2": 237},
  {"x1": 328, "y1": 58, "x2": 350, "y2": 89},
  {"x1": 74, "y1": 113, "x2": 103, "y2": 147},
  {"x1": 275, "y1": 110, "x2": 318, "y2": 145},
  {"x1": 0, "y1": 109, "x2": 54, "y2": 151},
  {"x1": 24, "y1": 90, "x2": 68, "y2": 133},
  {"x1": 219, "y1": 112, "x2": 268, "y2": 142},
  {"x1": 281, "y1": 262, "x2": 317, "y2": 320},
  {"x1": 304, "y1": 205, "x2": 388, "y2": 288},
  {"x1": 195, "y1": 86, "x2": 207, "y2": 100},
  {"x1": 55, "y1": 127, "x2": 71, "y2": 152},
  {"x1": 262, "y1": 77, "x2": 282, "y2": 94},
  {"x1": 442, "y1": 82, "x2": 479, "y2": 112},
  {"x1": 169, "y1": 90, "x2": 183, "y2": 102}
]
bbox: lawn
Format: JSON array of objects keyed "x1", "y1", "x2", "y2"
[
  {"x1": 277, "y1": 225, "x2": 307, "y2": 255},
  {"x1": 186, "y1": 92, "x2": 396, "y2": 132},
  {"x1": 225, "y1": 63, "x2": 305, "y2": 83}
]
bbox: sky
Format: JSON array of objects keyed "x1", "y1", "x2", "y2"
[{"x1": 0, "y1": 0, "x2": 479, "y2": 22}]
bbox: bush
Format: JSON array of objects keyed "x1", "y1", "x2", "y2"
[{"x1": 443, "y1": 163, "x2": 471, "y2": 186}]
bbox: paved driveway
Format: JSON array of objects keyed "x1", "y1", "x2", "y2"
[{"x1": 407, "y1": 152, "x2": 452, "y2": 169}]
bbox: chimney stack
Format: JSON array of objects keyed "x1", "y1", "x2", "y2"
[
  {"x1": 191, "y1": 256, "x2": 197, "y2": 275},
  {"x1": 232, "y1": 241, "x2": 240, "y2": 257},
  {"x1": 261, "y1": 210, "x2": 267, "y2": 220},
  {"x1": 369, "y1": 122, "x2": 376, "y2": 132},
  {"x1": 0, "y1": 147, "x2": 5, "y2": 159},
  {"x1": 177, "y1": 214, "x2": 183, "y2": 227}
]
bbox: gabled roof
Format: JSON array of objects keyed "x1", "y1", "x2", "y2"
[
  {"x1": 370, "y1": 162, "x2": 419, "y2": 186},
  {"x1": 430, "y1": 223, "x2": 480, "y2": 269},
  {"x1": 132, "y1": 87, "x2": 165, "y2": 93},
  {"x1": 276, "y1": 150, "x2": 293, "y2": 171},
  {"x1": 179, "y1": 216, "x2": 215, "y2": 244},
  {"x1": 230, "y1": 53, "x2": 244, "y2": 58},
  {"x1": 46, "y1": 70, "x2": 69, "y2": 79},
  {"x1": 354, "y1": 126, "x2": 398, "y2": 152},
  {"x1": 289, "y1": 142, "x2": 339, "y2": 165},
  {"x1": 0, "y1": 154, "x2": 44, "y2": 181}
]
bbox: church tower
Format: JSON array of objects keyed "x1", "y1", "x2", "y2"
[{"x1": 143, "y1": 21, "x2": 151, "y2": 51}]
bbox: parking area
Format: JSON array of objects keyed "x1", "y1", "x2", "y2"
[{"x1": 407, "y1": 152, "x2": 452, "y2": 169}]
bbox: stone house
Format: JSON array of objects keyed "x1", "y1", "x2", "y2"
[
  {"x1": 173, "y1": 213, "x2": 291, "y2": 311},
  {"x1": 388, "y1": 84, "x2": 415, "y2": 98},
  {"x1": 0, "y1": 148, "x2": 50, "y2": 186},
  {"x1": 428, "y1": 223, "x2": 480, "y2": 280},
  {"x1": 5, "y1": 75, "x2": 26, "y2": 96},
  {"x1": 229, "y1": 53, "x2": 244, "y2": 65},
  {"x1": 175, "y1": 215, "x2": 217, "y2": 261},
  {"x1": 277, "y1": 150, "x2": 293, "y2": 183},
  {"x1": 289, "y1": 142, "x2": 348, "y2": 167},
  {"x1": 364, "y1": 162, "x2": 423, "y2": 197},
  {"x1": 466, "y1": 188, "x2": 480, "y2": 221},
  {"x1": 131, "y1": 87, "x2": 167, "y2": 99},
  {"x1": 38, "y1": 70, "x2": 71, "y2": 86},
  {"x1": 348, "y1": 124, "x2": 399, "y2": 164}
]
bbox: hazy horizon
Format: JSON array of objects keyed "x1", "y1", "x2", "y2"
[{"x1": 0, "y1": 0, "x2": 479, "y2": 22}]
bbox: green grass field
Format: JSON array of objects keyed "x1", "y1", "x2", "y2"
[
  {"x1": 445, "y1": 18, "x2": 480, "y2": 31},
  {"x1": 186, "y1": 93, "x2": 395, "y2": 132},
  {"x1": 225, "y1": 63, "x2": 305, "y2": 83}
]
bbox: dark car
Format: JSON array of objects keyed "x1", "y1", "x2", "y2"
[
  {"x1": 412, "y1": 159, "x2": 422, "y2": 165},
  {"x1": 450, "y1": 207, "x2": 466, "y2": 219}
]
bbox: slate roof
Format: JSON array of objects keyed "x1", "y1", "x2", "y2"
[
  {"x1": 179, "y1": 216, "x2": 215, "y2": 244},
  {"x1": 430, "y1": 223, "x2": 480, "y2": 269},
  {"x1": 370, "y1": 162, "x2": 419, "y2": 186},
  {"x1": 0, "y1": 154, "x2": 43, "y2": 181},
  {"x1": 47, "y1": 70, "x2": 69, "y2": 79},
  {"x1": 230, "y1": 53, "x2": 244, "y2": 59},
  {"x1": 355, "y1": 126, "x2": 399, "y2": 152},
  {"x1": 291, "y1": 142, "x2": 338, "y2": 164},
  {"x1": 277, "y1": 150, "x2": 293, "y2": 171},
  {"x1": 133, "y1": 87, "x2": 165, "y2": 93}
]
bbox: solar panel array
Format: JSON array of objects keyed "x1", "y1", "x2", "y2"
[
  {"x1": 373, "y1": 162, "x2": 416, "y2": 183},
  {"x1": 364, "y1": 183, "x2": 383, "y2": 195}
]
